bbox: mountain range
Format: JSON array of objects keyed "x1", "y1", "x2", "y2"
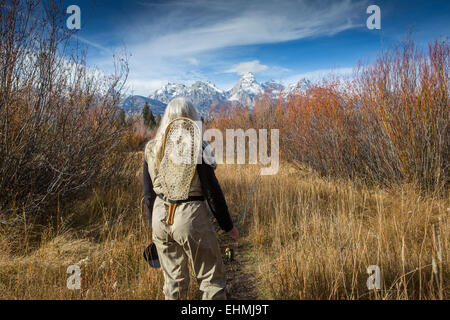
[{"x1": 120, "y1": 72, "x2": 311, "y2": 116}]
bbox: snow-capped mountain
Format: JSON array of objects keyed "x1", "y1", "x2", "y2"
[
  {"x1": 150, "y1": 81, "x2": 226, "y2": 114},
  {"x1": 150, "y1": 83, "x2": 187, "y2": 104},
  {"x1": 120, "y1": 95, "x2": 167, "y2": 115},
  {"x1": 120, "y1": 72, "x2": 311, "y2": 115},
  {"x1": 227, "y1": 72, "x2": 264, "y2": 105},
  {"x1": 283, "y1": 78, "x2": 312, "y2": 98},
  {"x1": 261, "y1": 79, "x2": 285, "y2": 97}
]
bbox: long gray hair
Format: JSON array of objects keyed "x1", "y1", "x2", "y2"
[
  {"x1": 154, "y1": 97, "x2": 199, "y2": 146},
  {"x1": 151, "y1": 97, "x2": 217, "y2": 168}
]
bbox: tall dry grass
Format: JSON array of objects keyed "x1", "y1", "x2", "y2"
[
  {"x1": 0, "y1": 152, "x2": 202, "y2": 299},
  {"x1": 0, "y1": 155, "x2": 447, "y2": 299},
  {"x1": 215, "y1": 164, "x2": 448, "y2": 300}
]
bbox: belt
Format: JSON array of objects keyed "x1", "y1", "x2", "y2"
[{"x1": 157, "y1": 193, "x2": 205, "y2": 204}]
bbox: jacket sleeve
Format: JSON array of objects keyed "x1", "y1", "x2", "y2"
[
  {"x1": 197, "y1": 162, "x2": 234, "y2": 232},
  {"x1": 143, "y1": 160, "x2": 157, "y2": 224}
]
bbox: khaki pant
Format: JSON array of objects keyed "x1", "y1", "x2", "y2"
[{"x1": 151, "y1": 197, "x2": 226, "y2": 300}]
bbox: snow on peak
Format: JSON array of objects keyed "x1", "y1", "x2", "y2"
[
  {"x1": 240, "y1": 72, "x2": 256, "y2": 81},
  {"x1": 225, "y1": 72, "x2": 265, "y2": 106},
  {"x1": 133, "y1": 75, "x2": 313, "y2": 115},
  {"x1": 283, "y1": 78, "x2": 312, "y2": 97}
]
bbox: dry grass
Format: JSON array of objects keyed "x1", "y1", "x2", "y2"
[
  {"x1": 0, "y1": 152, "x2": 202, "y2": 299},
  {"x1": 215, "y1": 163, "x2": 448, "y2": 300},
  {"x1": 0, "y1": 156, "x2": 447, "y2": 299}
]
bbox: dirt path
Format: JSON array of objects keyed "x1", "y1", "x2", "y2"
[{"x1": 219, "y1": 235, "x2": 259, "y2": 300}]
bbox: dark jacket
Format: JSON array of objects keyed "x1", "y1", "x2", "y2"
[{"x1": 143, "y1": 158, "x2": 234, "y2": 232}]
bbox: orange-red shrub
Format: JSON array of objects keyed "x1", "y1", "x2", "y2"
[{"x1": 209, "y1": 38, "x2": 448, "y2": 192}]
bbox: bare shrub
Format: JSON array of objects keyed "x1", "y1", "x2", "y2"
[
  {"x1": 120, "y1": 116, "x2": 155, "y2": 152},
  {"x1": 354, "y1": 38, "x2": 449, "y2": 192},
  {"x1": 210, "y1": 38, "x2": 448, "y2": 193},
  {"x1": 0, "y1": 0, "x2": 129, "y2": 220}
]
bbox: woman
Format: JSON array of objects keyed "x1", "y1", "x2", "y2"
[{"x1": 142, "y1": 97, "x2": 238, "y2": 300}]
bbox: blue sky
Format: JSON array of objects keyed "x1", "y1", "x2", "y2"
[{"x1": 61, "y1": 0, "x2": 450, "y2": 95}]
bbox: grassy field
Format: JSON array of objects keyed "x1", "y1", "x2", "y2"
[
  {"x1": 0, "y1": 154, "x2": 447, "y2": 299},
  {"x1": 229, "y1": 164, "x2": 448, "y2": 299}
]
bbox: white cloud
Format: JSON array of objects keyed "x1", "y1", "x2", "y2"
[
  {"x1": 225, "y1": 60, "x2": 268, "y2": 75},
  {"x1": 187, "y1": 57, "x2": 200, "y2": 65}
]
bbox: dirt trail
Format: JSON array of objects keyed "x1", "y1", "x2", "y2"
[{"x1": 219, "y1": 235, "x2": 259, "y2": 300}]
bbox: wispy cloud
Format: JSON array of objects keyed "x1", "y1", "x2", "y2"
[
  {"x1": 90, "y1": 0, "x2": 367, "y2": 94},
  {"x1": 72, "y1": 34, "x2": 112, "y2": 55},
  {"x1": 226, "y1": 60, "x2": 268, "y2": 75},
  {"x1": 127, "y1": 0, "x2": 366, "y2": 57}
]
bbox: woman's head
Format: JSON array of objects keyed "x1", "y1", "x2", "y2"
[
  {"x1": 156, "y1": 98, "x2": 199, "y2": 140},
  {"x1": 151, "y1": 97, "x2": 200, "y2": 159},
  {"x1": 162, "y1": 97, "x2": 199, "y2": 123}
]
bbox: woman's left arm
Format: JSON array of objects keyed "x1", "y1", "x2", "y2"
[
  {"x1": 143, "y1": 160, "x2": 157, "y2": 224},
  {"x1": 197, "y1": 162, "x2": 234, "y2": 232}
]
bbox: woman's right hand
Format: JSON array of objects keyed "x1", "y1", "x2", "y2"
[{"x1": 227, "y1": 227, "x2": 239, "y2": 242}]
